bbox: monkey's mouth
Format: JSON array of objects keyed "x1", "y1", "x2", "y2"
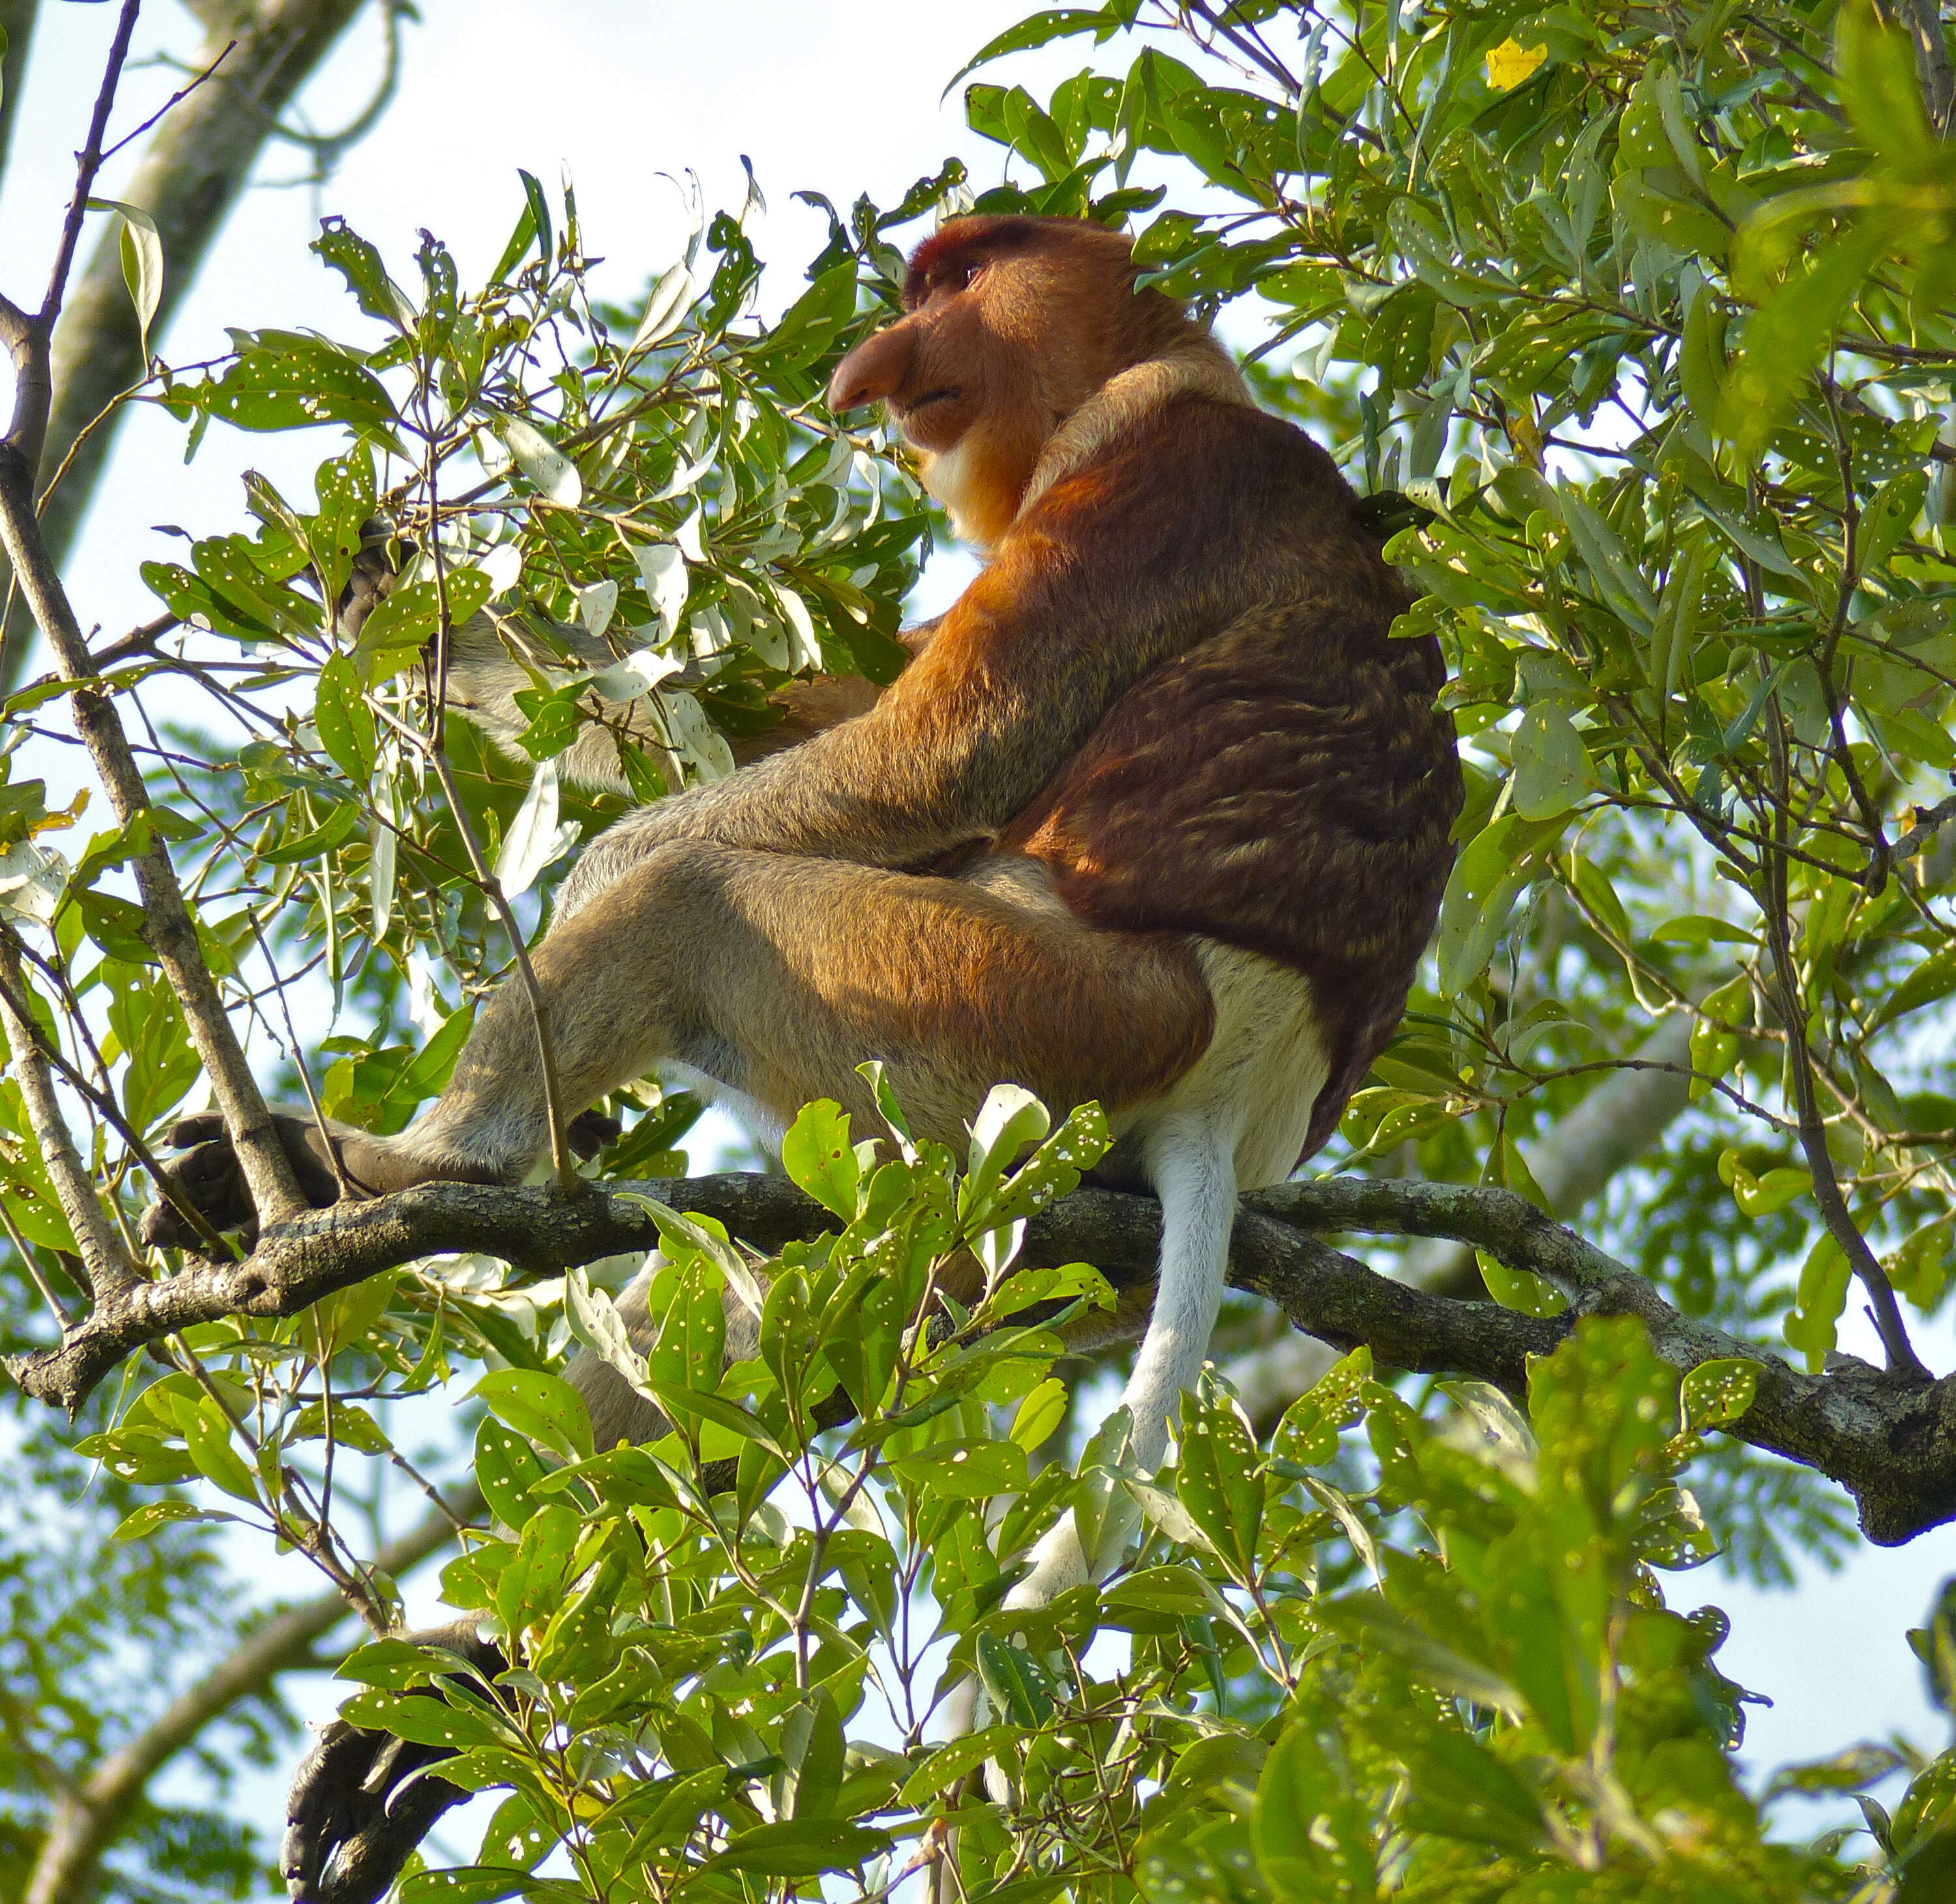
[{"x1": 902, "y1": 385, "x2": 963, "y2": 414}]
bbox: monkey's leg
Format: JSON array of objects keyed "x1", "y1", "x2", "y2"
[
  {"x1": 389, "y1": 843, "x2": 1212, "y2": 1182},
  {"x1": 149, "y1": 843, "x2": 1214, "y2": 1240}
]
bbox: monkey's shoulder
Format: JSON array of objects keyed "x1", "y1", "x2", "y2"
[{"x1": 1105, "y1": 389, "x2": 1357, "y2": 503}]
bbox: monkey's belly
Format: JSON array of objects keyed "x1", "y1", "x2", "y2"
[{"x1": 960, "y1": 851, "x2": 1327, "y2": 1190}]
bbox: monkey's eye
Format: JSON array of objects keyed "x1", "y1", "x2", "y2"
[{"x1": 947, "y1": 262, "x2": 979, "y2": 291}]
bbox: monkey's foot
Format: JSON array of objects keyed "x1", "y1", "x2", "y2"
[
  {"x1": 282, "y1": 1622, "x2": 507, "y2": 1904},
  {"x1": 138, "y1": 1107, "x2": 621, "y2": 1248}
]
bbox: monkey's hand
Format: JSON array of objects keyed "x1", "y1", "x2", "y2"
[
  {"x1": 326, "y1": 518, "x2": 414, "y2": 643},
  {"x1": 140, "y1": 1109, "x2": 352, "y2": 1248},
  {"x1": 139, "y1": 1107, "x2": 623, "y2": 1248},
  {"x1": 282, "y1": 1620, "x2": 508, "y2": 1904}
]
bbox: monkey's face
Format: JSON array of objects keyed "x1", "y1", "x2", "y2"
[{"x1": 827, "y1": 216, "x2": 1169, "y2": 546}]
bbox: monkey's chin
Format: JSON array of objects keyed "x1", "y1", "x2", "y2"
[{"x1": 916, "y1": 440, "x2": 1003, "y2": 551}]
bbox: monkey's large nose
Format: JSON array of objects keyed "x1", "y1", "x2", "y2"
[{"x1": 827, "y1": 322, "x2": 915, "y2": 413}]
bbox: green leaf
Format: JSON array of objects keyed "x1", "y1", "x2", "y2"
[
  {"x1": 1689, "y1": 974, "x2": 1749, "y2": 1101},
  {"x1": 1511, "y1": 703, "x2": 1596, "y2": 819},
  {"x1": 400, "y1": 1869, "x2": 545, "y2": 1903},
  {"x1": 341, "y1": 1690, "x2": 505, "y2": 1753},
  {"x1": 1009, "y1": 1377, "x2": 1067, "y2": 1451},
  {"x1": 182, "y1": 1397, "x2": 261, "y2": 1504},
  {"x1": 959, "y1": 1082, "x2": 1050, "y2": 1221},
  {"x1": 1873, "y1": 950, "x2": 1956, "y2": 1031},
  {"x1": 780, "y1": 1098, "x2": 859, "y2": 1219},
  {"x1": 1722, "y1": 220, "x2": 1895, "y2": 458},
  {"x1": 312, "y1": 216, "x2": 415, "y2": 329},
  {"x1": 1785, "y1": 1233, "x2": 1851, "y2": 1372},
  {"x1": 887, "y1": 1436, "x2": 1029, "y2": 1498},
  {"x1": 977, "y1": 1632, "x2": 1058, "y2": 1726},
  {"x1": 256, "y1": 798, "x2": 359, "y2": 866},
  {"x1": 1174, "y1": 1381, "x2": 1264, "y2": 1579},
  {"x1": 1836, "y1": 0, "x2": 1932, "y2": 160},
  {"x1": 114, "y1": 1500, "x2": 237, "y2": 1540},
  {"x1": 1253, "y1": 1723, "x2": 1379, "y2": 1897},
  {"x1": 1271, "y1": 1349, "x2": 1371, "y2": 1467},
  {"x1": 945, "y1": 10, "x2": 1108, "y2": 93},
  {"x1": 286, "y1": 1401, "x2": 391, "y2": 1454},
  {"x1": 898, "y1": 1724, "x2": 1020, "y2": 1806},
  {"x1": 637, "y1": 1377, "x2": 788, "y2": 1461},
  {"x1": 475, "y1": 1415, "x2": 547, "y2": 1527},
  {"x1": 1680, "y1": 1357, "x2": 1761, "y2": 1430},
  {"x1": 198, "y1": 330, "x2": 399, "y2": 438},
  {"x1": 1102, "y1": 1565, "x2": 1218, "y2": 1617},
  {"x1": 497, "y1": 416, "x2": 582, "y2": 506},
  {"x1": 1435, "y1": 811, "x2": 1569, "y2": 995},
  {"x1": 518, "y1": 169, "x2": 553, "y2": 269},
  {"x1": 473, "y1": 1369, "x2": 593, "y2": 1461},
  {"x1": 700, "y1": 1819, "x2": 893, "y2": 1877},
  {"x1": 1558, "y1": 488, "x2": 1659, "y2": 632},
  {"x1": 88, "y1": 198, "x2": 163, "y2": 357}
]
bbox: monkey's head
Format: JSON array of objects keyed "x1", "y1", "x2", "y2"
[{"x1": 827, "y1": 215, "x2": 1195, "y2": 548}]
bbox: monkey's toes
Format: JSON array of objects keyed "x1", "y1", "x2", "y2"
[{"x1": 567, "y1": 1109, "x2": 623, "y2": 1159}]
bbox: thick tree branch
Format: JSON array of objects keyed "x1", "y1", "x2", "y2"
[
  {"x1": 1226, "y1": 1014, "x2": 1698, "y2": 1420},
  {"x1": 23, "y1": 1482, "x2": 483, "y2": 1904},
  {"x1": 10, "y1": 1171, "x2": 1955, "y2": 1546},
  {"x1": 0, "y1": 0, "x2": 383, "y2": 689}
]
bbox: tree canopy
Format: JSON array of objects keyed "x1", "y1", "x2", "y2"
[{"x1": 5, "y1": 0, "x2": 1956, "y2": 1898}]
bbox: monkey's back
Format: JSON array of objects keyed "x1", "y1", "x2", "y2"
[{"x1": 996, "y1": 398, "x2": 1464, "y2": 1163}]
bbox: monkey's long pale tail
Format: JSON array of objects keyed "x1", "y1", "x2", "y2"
[{"x1": 1005, "y1": 1111, "x2": 1238, "y2": 1605}]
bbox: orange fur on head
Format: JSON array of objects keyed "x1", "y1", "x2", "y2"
[{"x1": 827, "y1": 215, "x2": 1196, "y2": 548}]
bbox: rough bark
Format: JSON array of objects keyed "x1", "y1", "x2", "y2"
[
  {"x1": 11, "y1": 1169, "x2": 1956, "y2": 1546},
  {"x1": 23, "y1": 1482, "x2": 482, "y2": 1904},
  {"x1": 0, "y1": 0, "x2": 380, "y2": 687}
]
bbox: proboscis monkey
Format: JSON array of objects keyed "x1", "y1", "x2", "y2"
[{"x1": 147, "y1": 216, "x2": 1462, "y2": 1904}]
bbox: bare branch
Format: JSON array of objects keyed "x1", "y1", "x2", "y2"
[
  {"x1": 99, "y1": 37, "x2": 238, "y2": 166},
  {"x1": 35, "y1": 0, "x2": 144, "y2": 338},
  {"x1": 10, "y1": 1169, "x2": 1956, "y2": 1545},
  {"x1": 22, "y1": 1483, "x2": 484, "y2": 1904}
]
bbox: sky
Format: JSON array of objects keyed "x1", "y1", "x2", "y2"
[{"x1": 2, "y1": 0, "x2": 1955, "y2": 1875}]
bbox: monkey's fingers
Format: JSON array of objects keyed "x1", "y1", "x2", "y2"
[
  {"x1": 140, "y1": 1111, "x2": 348, "y2": 1248},
  {"x1": 282, "y1": 1718, "x2": 469, "y2": 1904},
  {"x1": 141, "y1": 1137, "x2": 253, "y2": 1247}
]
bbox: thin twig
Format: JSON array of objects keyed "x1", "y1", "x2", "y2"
[
  {"x1": 1762, "y1": 699, "x2": 1928, "y2": 1380},
  {"x1": 0, "y1": 930, "x2": 136, "y2": 1296},
  {"x1": 36, "y1": 0, "x2": 143, "y2": 331},
  {"x1": 98, "y1": 37, "x2": 239, "y2": 164}
]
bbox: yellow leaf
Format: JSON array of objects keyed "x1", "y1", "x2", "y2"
[{"x1": 1486, "y1": 38, "x2": 1548, "y2": 90}]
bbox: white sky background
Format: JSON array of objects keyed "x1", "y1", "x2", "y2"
[{"x1": 2, "y1": 0, "x2": 1955, "y2": 1875}]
